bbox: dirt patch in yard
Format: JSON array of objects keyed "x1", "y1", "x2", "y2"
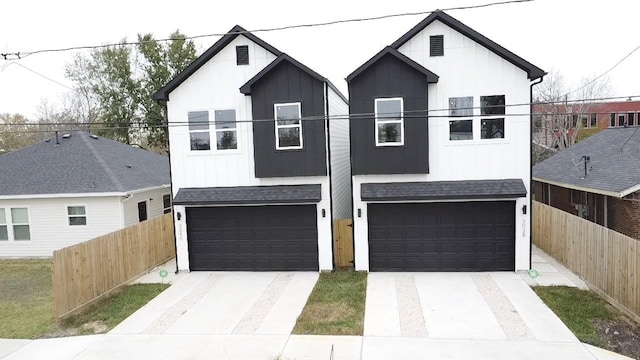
[{"x1": 593, "y1": 316, "x2": 640, "y2": 359}]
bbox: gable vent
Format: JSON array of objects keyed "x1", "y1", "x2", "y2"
[
  {"x1": 430, "y1": 35, "x2": 444, "y2": 57},
  {"x1": 236, "y1": 45, "x2": 249, "y2": 65}
]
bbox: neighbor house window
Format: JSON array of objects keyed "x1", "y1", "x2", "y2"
[
  {"x1": 188, "y1": 111, "x2": 210, "y2": 150},
  {"x1": 628, "y1": 112, "x2": 635, "y2": 126},
  {"x1": 618, "y1": 114, "x2": 626, "y2": 127},
  {"x1": 0, "y1": 209, "x2": 7, "y2": 241},
  {"x1": 590, "y1": 114, "x2": 597, "y2": 127},
  {"x1": 610, "y1": 113, "x2": 616, "y2": 127},
  {"x1": 214, "y1": 109, "x2": 238, "y2": 150},
  {"x1": 449, "y1": 96, "x2": 473, "y2": 140},
  {"x1": 11, "y1": 208, "x2": 30, "y2": 241},
  {"x1": 375, "y1": 98, "x2": 404, "y2": 146},
  {"x1": 480, "y1": 95, "x2": 505, "y2": 139},
  {"x1": 67, "y1": 206, "x2": 87, "y2": 226},
  {"x1": 138, "y1": 201, "x2": 147, "y2": 222},
  {"x1": 430, "y1": 35, "x2": 444, "y2": 57},
  {"x1": 163, "y1": 194, "x2": 172, "y2": 214},
  {"x1": 275, "y1": 103, "x2": 302, "y2": 149}
]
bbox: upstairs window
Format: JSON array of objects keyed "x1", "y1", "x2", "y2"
[
  {"x1": 214, "y1": 110, "x2": 238, "y2": 150},
  {"x1": 480, "y1": 95, "x2": 505, "y2": 139},
  {"x1": 430, "y1": 35, "x2": 444, "y2": 57},
  {"x1": 188, "y1": 111, "x2": 211, "y2": 150},
  {"x1": 236, "y1": 45, "x2": 249, "y2": 65},
  {"x1": 275, "y1": 103, "x2": 303, "y2": 149},
  {"x1": 375, "y1": 98, "x2": 404, "y2": 146},
  {"x1": 449, "y1": 96, "x2": 473, "y2": 140},
  {"x1": 67, "y1": 206, "x2": 87, "y2": 226}
]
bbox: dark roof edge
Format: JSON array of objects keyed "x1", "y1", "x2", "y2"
[
  {"x1": 390, "y1": 10, "x2": 545, "y2": 80},
  {"x1": 361, "y1": 193, "x2": 526, "y2": 202},
  {"x1": 173, "y1": 198, "x2": 321, "y2": 206},
  {"x1": 173, "y1": 184, "x2": 322, "y2": 205},
  {"x1": 153, "y1": 25, "x2": 282, "y2": 101},
  {"x1": 346, "y1": 46, "x2": 439, "y2": 83},
  {"x1": 239, "y1": 53, "x2": 325, "y2": 95}
]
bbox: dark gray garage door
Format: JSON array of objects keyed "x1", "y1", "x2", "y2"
[
  {"x1": 187, "y1": 205, "x2": 318, "y2": 271},
  {"x1": 368, "y1": 201, "x2": 515, "y2": 271}
]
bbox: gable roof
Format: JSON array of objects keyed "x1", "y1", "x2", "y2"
[
  {"x1": 533, "y1": 128, "x2": 640, "y2": 197},
  {"x1": 0, "y1": 131, "x2": 170, "y2": 197},
  {"x1": 390, "y1": 10, "x2": 545, "y2": 80},
  {"x1": 240, "y1": 53, "x2": 326, "y2": 94},
  {"x1": 153, "y1": 25, "x2": 282, "y2": 101},
  {"x1": 346, "y1": 46, "x2": 439, "y2": 83}
]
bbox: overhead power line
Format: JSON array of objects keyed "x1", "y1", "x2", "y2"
[
  {"x1": 0, "y1": 0, "x2": 531, "y2": 60},
  {"x1": 0, "y1": 61, "x2": 76, "y2": 92}
]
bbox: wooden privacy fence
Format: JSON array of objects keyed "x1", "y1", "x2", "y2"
[
  {"x1": 52, "y1": 212, "x2": 175, "y2": 320},
  {"x1": 533, "y1": 201, "x2": 639, "y2": 321},
  {"x1": 333, "y1": 218, "x2": 354, "y2": 268}
]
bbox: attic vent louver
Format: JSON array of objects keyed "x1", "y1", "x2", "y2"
[
  {"x1": 236, "y1": 45, "x2": 249, "y2": 65},
  {"x1": 62, "y1": 133, "x2": 71, "y2": 139},
  {"x1": 430, "y1": 35, "x2": 444, "y2": 57}
]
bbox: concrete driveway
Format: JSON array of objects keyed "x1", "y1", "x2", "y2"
[{"x1": 111, "y1": 271, "x2": 319, "y2": 336}]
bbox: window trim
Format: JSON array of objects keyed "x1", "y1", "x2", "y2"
[
  {"x1": 274, "y1": 102, "x2": 303, "y2": 150},
  {"x1": 67, "y1": 205, "x2": 88, "y2": 227},
  {"x1": 187, "y1": 109, "x2": 240, "y2": 153},
  {"x1": 163, "y1": 194, "x2": 172, "y2": 214},
  {"x1": 213, "y1": 109, "x2": 239, "y2": 151},
  {"x1": 375, "y1": 97, "x2": 405, "y2": 147}
]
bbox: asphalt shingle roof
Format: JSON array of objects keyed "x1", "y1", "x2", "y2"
[
  {"x1": 533, "y1": 128, "x2": 640, "y2": 196},
  {"x1": 173, "y1": 185, "x2": 322, "y2": 205},
  {"x1": 361, "y1": 179, "x2": 527, "y2": 201},
  {"x1": 0, "y1": 131, "x2": 170, "y2": 196}
]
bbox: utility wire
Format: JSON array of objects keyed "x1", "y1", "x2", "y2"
[
  {"x1": 0, "y1": 61, "x2": 76, "y2": 92},
  {"x1": 0, "y1": 0, "x2": 532, "y2": 60}
]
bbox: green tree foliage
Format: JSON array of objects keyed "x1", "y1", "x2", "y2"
[
  {"x1": 66, "y1": 31, "x2": 196, "y2": 152},
  {"x1": 0, "y1": 114, "x2": 40, "y2": 154}
]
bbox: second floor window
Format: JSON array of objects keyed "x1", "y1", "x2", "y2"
[
  {"x1": 449, "y1": 96, "x2": 473, "y2": 140},
  {"x1": 480, "y1": 95, "x2": 505, "y2": 139},
  {"x1": 188, "y1": 111, "x2": 210, "y2": 150},
  {"x1": 188, "y1": 109, "x2": 238, "y2": 151},
  {"x1": 375, "y1": 98, "x2": 404, "y2": 146},
  {"x1": 275, "y1": 103, "x2": 303, "y2": 150}
]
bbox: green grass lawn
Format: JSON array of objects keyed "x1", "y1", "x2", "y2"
[
  {"x1": 533, "y1": 286, "x2": 615, "y2": 346},
  {"x1": 0, "y1": 259, "x2": 168, "y2": 339},
  {"x1": 293, "y1": 270, "x2": 367, "y2": 335}
]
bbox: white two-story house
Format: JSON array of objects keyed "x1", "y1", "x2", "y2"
[
  {"x1": 346, "y1": 10, "x2": 545, "y2": 272},
  {"x1": 154, "y1": 26, "x2": 350, "y2": 271}
]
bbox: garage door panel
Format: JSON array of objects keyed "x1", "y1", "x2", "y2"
[
  {"x1": 187, "y1": 205, "x2": 318, "y2": 271},
  {"x1": 368, "y1": 202, "x2": 515, "y2": 271}
]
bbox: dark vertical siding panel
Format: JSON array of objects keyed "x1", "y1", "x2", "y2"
[
  {"x1": 252, "y1": 61, "x2": 327, "y2": 178},
  {"x1": 348, "y1": 54, "x2": 429, "y2": 175}
]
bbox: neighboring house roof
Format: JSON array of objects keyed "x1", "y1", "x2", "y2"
[
  {"x1": 533, "y1": 100, "x2": 640, "y2": 115},
  {"x1": 361, "y1": 179, "x2": 527, "y2": 201},
  {"x1": 153, "y1": 25, "x2": 282, "y2": 101},
  {"x1": 0, "y1": 131, "x2": 170, "y2": 197},
  {"x1": 533, "y1": 128, "x2": 640, "y2": 197},
  {"x1": 240, "y1": 53, "x2": 326, "y2": 94},
  {"x1": 390, "y1": 10, "x2": 545, "y2": 80},
  {"x1": 173, "y1": 185, "x2": 322, "y2": 205},
  {"x1": 346, "y1": 46, "x2": 439, "y2": 83}
]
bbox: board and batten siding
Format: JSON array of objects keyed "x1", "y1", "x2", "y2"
[
  {"x1": 165, "y1": 35, "x2": 333, "y2": 271},
  {"x1": 0, "y1": 196, "x2": 123, "y2": 257},
  {"x1": 327, "y1": 85, "x2": 351, "y2": 220},
  {"x1": 122, "y1": 187, "x2": 171, "y2": 227},
  {"x1": 352, "y1": 19, "x2": 533, "y2": 271}
]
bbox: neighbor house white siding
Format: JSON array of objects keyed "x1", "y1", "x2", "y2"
[
  {"x1": 352, "y1": 20, "x2": 532, "y2": 271},
  {"x1": 166, "y1": 35, "x2": 333, "y2": 271},
  {"x1": 122, "y1": 187, "x2": 172, "y2": 227},
  {"x1": 0, "y1": 196, "x2": 123, "y2": 257},
  {"x1": 327, "y1": 85, "x2": 351, "y2": 220}
]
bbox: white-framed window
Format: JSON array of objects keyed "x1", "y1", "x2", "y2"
[
  {"x1": 188, "y1": 111, "x2": 211, "y2": 151},
  {"x1": 449, "y1": 96, "x2": 473, "y2": 140},
  {"x1": 275, "y1": 102, "x2": 303, "y2": 150},
  {"x1": 0, "y1": 209, "x2": 7, "y2": 241},
  {"x1": 375, "y1": 97, "x2": 404, "y2": 146},
  {"x1": 163, "y1": 194, "x2": 172, "y2": 214},
  {"x1": 214, "y1": 109, "x2": 238, "y2": 150},
  {"x1": 10, "y1": 208, "x2": 30, "y2": 241},
  {"x1": 480, "y1": 95, "x2": 505, "y2": 139},
  {"x1": 67, "y1": 206, "x2": 87, "y2": 226}
]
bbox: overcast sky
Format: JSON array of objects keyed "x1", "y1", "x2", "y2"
[{"x1": 1, "y1": 0, "x2": 639, "y2": 119}]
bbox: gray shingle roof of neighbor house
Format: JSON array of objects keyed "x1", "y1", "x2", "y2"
[
  {"x1": 153, "y1": 25, "x2": 283, "y2": 101},
  {"x1": 533, "y1": 128, "x2": 640, "y2": 197},
  {"x1": 361, "y1": 179, "x2": 527, "y2": 201},
  {"x1": 0, "y1": 131, "x2": 170, "y2": 196},
  {"x1": 173, "y1": 184, "x2": 322, "y2": 205},
  {"x1": 390, "y1": 10, "x2": 546, "y2": 80},
  {"x1": 346, "y1": 46, "x2": 440, "y2": 83}
]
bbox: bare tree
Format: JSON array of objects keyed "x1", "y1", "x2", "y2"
[{"x1": 0, "y1": 114, "x2": 40, "y2": 154}]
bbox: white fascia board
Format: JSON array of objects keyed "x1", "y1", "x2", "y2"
[
  {"x1": 532, "y1": 177, "x2": 622, "y2": 198},
  {"x1": 126, "y1": 184, "x2": 171, "y2": 195}
]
